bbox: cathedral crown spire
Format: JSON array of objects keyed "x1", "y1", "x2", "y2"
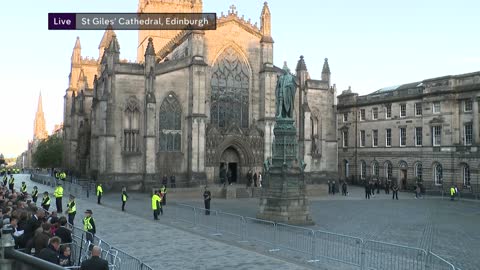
[{"x1": 34, "y1": 92, "x2": 48, "y2": 140}]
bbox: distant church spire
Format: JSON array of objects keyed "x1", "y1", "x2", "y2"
[
  {"x1": 34, "y1": 92, "x2": 48, "y2": 140},
  {"x1": 322, "y1": 58, "x2": 331, "y2": 82}
]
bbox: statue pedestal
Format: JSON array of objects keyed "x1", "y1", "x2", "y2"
[
  {"x1": 257, "y1": 165, "x2": 314, "y2": 225},
  {"x1": 257, "y1": 118, "x2": 314, "y2": 225}
]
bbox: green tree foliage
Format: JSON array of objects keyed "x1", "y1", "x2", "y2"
[{"x1": 33, "y1": 136, "x2": 63, "y2": 168}]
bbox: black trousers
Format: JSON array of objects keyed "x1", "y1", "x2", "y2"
[
  {"x1": 97, "y1": 195, "x2": 102, "y2": 204},
  {"x1": 33, "y1": 197, "x2": 38, "y2": 203},
  {"x1": 365, "y1": 192, "x2": 370, "y2": 199},
  {"x1": 56, "y1": 198, "x2": 63, "y2": 212},
  {"x1": 122, "y1": 201, "x2": 126, "y2": 211},
  {"x1": 153, "y1": 209, "x2": 159, "y2": 220},
  {"x1": 392, "y1": 191, "x2": 398, "y2": 200},
  {"x1": 68, "y1": 213, "x2": 76, "y2": 226},
  {"x1": 42, "y1": 204, "x2": 50, "y2": 212},
  {"x1": 9, "y1": 184, "x2": 14, "y2": 191},
  {"x1": 161, "y1": 195, "x2": 166, "y2": 205},
  {"x1": 204, "y1": 200, "x2": 211, "y2": 215}
]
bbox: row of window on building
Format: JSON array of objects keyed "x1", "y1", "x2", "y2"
[
  {"x1": 342, "y1": 124, "x2": 473, "y2": 148},
  {"x1": 345, "y1": 160, "x2": 471, "y2": 186},
  {"x1": 342, "y1": 100, "x2": 473, "y2": 122}
]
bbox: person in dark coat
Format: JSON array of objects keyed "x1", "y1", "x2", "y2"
[
  {"x1": 203, "y1": 186, "x2": 211, "y2": 215},
  {"x1": 365, "y1": 183, "x2": 371, "y2": 199},
  {"x1": 170, "y1": 174, "x2": 176, "y2": 188},
  {"x1": 54, "y1": 217, "x2": 72, "y2": 244},
  {"x1": 34, "y1": 223, "x2": 52, "y2": 256},
  {"x1": 385, "y1": 181, "x2": 390, "y2": 194},
  {"x1": 246, "y1": 170, "x2": 253, "y2": 187},
  {"x1": 341, "y1": 182, "x2": 348, "y2": 196},
  {"x1": 219, "y1": 166, "x2": 227, "y2": 187},
  {"x1": 332, "y1": 181, "x2": 336, "y2": 195},
  {"x1": 253, "y1": 172, "x2": 258, "y2": 187},
  {"x1": 23, "y1": 209, "x2": 45, "y2": 250},
  {"x1": 392, "y1": 184, "x2": 399, "y2": 200},
  {"x1": 162, "y1": 174, "x2": 168, "y2": 186},
  {"x1": 327, "y1": 181, "x2": 332, "y2": 194},
  {"x1": 376, "y1": 180, "x2": 380, "y2": 194},
  {"x1": 37, "y1": 236, "x2": 61, "y2": 265},
  {"x1": 227, "y1": 170, "x2": 232, "y2": 185},
  {"x1": 80, "y1": 246, "x2": 109, "y2": 270}
]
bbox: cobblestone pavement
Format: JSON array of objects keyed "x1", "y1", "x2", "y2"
[
  {"x1": 14, "y1": 175, "x2": 312, "y2": 270},
  {"x1": 16, "y1": 176, "x2": 479, "y2": 270}
]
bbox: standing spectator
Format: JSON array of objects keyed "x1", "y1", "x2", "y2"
[
  {"x1": 258, "y1": 173, "x2": 262, "y2": 187},
  {"x1": 219, "y1": 166, "x2": 226, "y2": 187},
  {"x1": 162, "y1": 174, "x2": 168, "y2": 187},
  {"x1": 59, "y1": 245, "x2": 72, "y2": 267},
  {"x1": 385, "y1": 181, "x2": 390, "y2": 194},
  {"x1": 37, "y1": 236, "x2": 61, "y2": 265},
  {"x1": 392, "y1": 184, "x2": 399, "y2": 200},
  {"x1": 227, "y1": 169, "x2": 232, "y2": 185},
  {"x1": 160, "y1": 185, "x2": 167, "y2": 206},
  {"x1": 170, "y1": 174, "x2": 176, "y2": 188},
  {"x1": 415, "y1": 185, "x2": 421, "y2": 199},
  {"x1": 327, "y1": 181, "x2": 331, "y2": 194},
  {"x1": 253, "y1": 171, "x2": 258, "y2": 187},
  {"x1": 80, "y1": 246, "x2": 109, "y2": 270},
  {"x1": 370, "y1": 181, "x2": 375, "y2": 197},
  {"x1": 203, "y1": 186, "x2": 211, "y2": 215},
  {"x1": 376, "y1": 180, "x2": 380, "y2": 194},
  {"x1": 96, "y1": 184, "x2": 103, "y2": 205},
  {"x1": 365, "y1": 183, "x2": 371, "y2": 199},
  {"x1": 23, "y1": 209, "x2": 45, "y2": 250},
  {"x1": 332, "y1": 181, "x2": 336, "y2": 195},
  {"x1": 34, "y1": 223, "x2": 52, "y2": 256},
  {"x1": 121, "y1": 187, "x2": 128, "y2": 211},
  {"x1": 83, "y1": 210, "x2": 96, "y2": 244},
  {"x1": 54, "y1": 183, "x2": 63, "y2": 213},
  {"x1": 66, "y1": 195, "x2": 76, "y2": 226},
  {"x1": 246, "y1": 170, "x2": 253, "y2": 187},
  {"x1": 342, "y1": 182, "x2": 348, "y2": 196},
  {"x1": 454, "y1": 185, "x2": 459, "y2": 200},
  {"x1": 54, "y1": 217, "x2": 72, "y2": 244}
]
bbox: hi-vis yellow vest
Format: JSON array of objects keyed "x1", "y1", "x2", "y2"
[{"x1": 54, "y1": 186, "x2": 63, "y2": 198}]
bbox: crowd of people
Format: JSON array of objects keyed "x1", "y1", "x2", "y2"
[{"x1": 0, "y1": 172, "x2": 109, "y2": 269}]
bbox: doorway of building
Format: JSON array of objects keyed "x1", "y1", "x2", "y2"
[
  {"x1": 400, "y1": 169, "x2": 407, "y2": 190},
  {"x1": 221, "y1": 147, "x2": 241, "y2": 184}
]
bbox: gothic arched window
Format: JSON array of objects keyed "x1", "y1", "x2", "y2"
[
  {"x1": 210, "y1": 47, "x2": 250, "y2": 128},
  {"x1": 159, "y1": 94, "x2": 182, "y2": 152},
  {"x1": 124, "y1": 97, "x2": 140, "y2": 152}
]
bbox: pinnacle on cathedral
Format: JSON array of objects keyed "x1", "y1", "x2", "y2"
[
  {"x1": 296, "y1": 55, "x2": 307, "y2": 72},
  {"x1": 145, "y1": 37, "x2": 156, "y2": 56},
  {"x1": 322, "y1": 58, "x2": 330, "y2": 74},
  {"x1": 33, "y1": 92, "x2": 48, "y2": 140}
]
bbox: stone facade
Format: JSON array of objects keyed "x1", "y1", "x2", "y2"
[
  {"x1": 337, "y1": 72, "x2": 480, "y2": 192},
  {"x1": 62, "y1": 1, "x2": 338, "y2": 190}
]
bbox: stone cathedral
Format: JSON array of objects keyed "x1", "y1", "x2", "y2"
[{"x1": 63, "y1": 0, "x2": 338, "y2": 190}]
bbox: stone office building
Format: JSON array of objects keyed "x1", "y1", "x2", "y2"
[
  {"x1": 62, "y1": 1, "x2": 338, "y2": 190},
  {"x1": 337, "y1": 71, "x2": 480, "y2": 192}
]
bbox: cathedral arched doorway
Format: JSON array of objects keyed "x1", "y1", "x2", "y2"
[{"x1": 220, "y1": 147, "x2": 241, "y2": 184}]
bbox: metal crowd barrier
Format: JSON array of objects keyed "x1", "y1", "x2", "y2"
[
  {"x1": 68, "y1": 224, "x2": 154, "y2": 270},
  {"x1": 168, "y1": 204, "x2": 457, "y2": 270}
]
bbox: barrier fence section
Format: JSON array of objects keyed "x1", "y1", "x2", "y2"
[
  {"x1": 168, "y1": 204, "x2": 458, "y2": 270},
  {"x1": 69, "y1": 224, "x2": 154, "y2": 270},
  {"x1": 313, "y1": 230, "x2": 363, "y2": 267},
  {"x1": 362, "y1": 240, "x2": 427, "y2": 270}
]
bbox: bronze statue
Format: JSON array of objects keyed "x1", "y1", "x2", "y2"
[{"x1": 276, "y1": 64, "x2": 297, "y2": 119}]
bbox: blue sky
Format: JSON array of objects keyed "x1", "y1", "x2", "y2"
[{"x1": 0, "y1": 0, "x2": 479, "y2": 158}]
